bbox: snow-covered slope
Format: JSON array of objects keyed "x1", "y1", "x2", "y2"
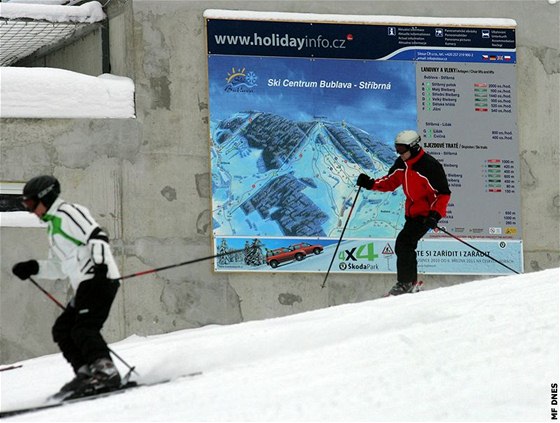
[{"x1": 1, "y1": 268, "x2": 558, "y2": 421}]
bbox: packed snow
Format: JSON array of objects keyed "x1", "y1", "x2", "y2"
[
  {"x1": 0, "y1": 67, "x2": 135, "y2": 119},
  {"x1": 1, "y1": 268, "x2": 558, "y2": 421}
]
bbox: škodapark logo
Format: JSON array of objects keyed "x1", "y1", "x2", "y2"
[{"x1": 225, "y1": 67, "x2": 257, "y2": 92}]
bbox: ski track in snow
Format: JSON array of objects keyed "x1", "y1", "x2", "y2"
[{"x1": 0, "y1": 268, "x2": 558, "y2": 421}]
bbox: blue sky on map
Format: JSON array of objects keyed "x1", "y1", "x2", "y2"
[{"x1": 208, "y1": 55, "x2": 417, "y2": 145}]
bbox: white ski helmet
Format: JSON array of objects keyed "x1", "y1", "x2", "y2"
[{"x1": 394, "y1": 130, "x2": 421, "y2": 148}]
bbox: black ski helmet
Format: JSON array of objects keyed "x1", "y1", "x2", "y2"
[{"x1": 22, "y1": 175, "x2": 60, "y2": 209}]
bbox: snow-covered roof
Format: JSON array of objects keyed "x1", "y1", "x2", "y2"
[
  {"x1": 0, "y1": 67, "x2": 135, "y2": 119},
  {"x1": 2, "y1": 0, "x2": 81, "y2": 5},
  {"x1": 0, "y1": 1, "x2": 105, "y2": 66},
  {"x1": 203, "y1": 9, "x2": 517, "y2": 28},
  {"x1": 0, "y1": 1, "x2": 104, "y2": 22}
]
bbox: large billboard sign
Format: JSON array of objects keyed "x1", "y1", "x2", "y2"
[{"x1": 205, "y1": 10, "x2": 522, "y2": 275}]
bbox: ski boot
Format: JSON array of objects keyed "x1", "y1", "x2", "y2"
[
  {"x1": 88, "y1": 358, "x2": 122, "y2": 391},
  {"x1": 52, "y1": 365, "x2": 92, "y2": 400},
  {"x1": 63, "y1": 358, "x2": 122, "y2": 399},
  {"x1": 386, "y1": 280, "x2": 423, "y2": 296}
]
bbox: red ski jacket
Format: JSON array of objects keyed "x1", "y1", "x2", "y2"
[{"x1": 371, "y1": 148, "x2": 451, "y2": 218}]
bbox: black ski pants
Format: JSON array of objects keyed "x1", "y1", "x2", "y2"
[
  {"x1": 395, "y1": 216, "x2": 429, "y2": 284},
  {"x1": 52, "y1": 277, "x2": 119, "y2": 373}
]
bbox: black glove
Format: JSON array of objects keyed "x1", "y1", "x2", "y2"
[
  {"x1": 356, "y1": 173, "x2": 375, "y2": 189},
  {"x1": 12, "y1": 260, "x2": 39, "y2": 280},
  {"x1": 424, "y1": 211, "x2": 441, "y2": 230}
]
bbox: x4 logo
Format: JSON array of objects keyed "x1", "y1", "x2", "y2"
[{"x1": 338, "y1": 243, "x2": 379, "y2": 261}]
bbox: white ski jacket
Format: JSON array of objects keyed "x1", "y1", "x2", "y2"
[{"x1": 36, "y1": 198, "x2": 121, "y2": 292}]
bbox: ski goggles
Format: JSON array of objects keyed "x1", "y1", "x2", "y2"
[
  {"x1": 21, "y1": 197, "x2": 39, "y2": 212},
  {"x1": 395, "y1": 144, "x2": 410, "y2": 154}
]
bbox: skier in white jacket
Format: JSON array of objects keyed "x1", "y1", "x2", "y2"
[{"x1": 12, "y1": 175, "x2": 122, "y2": 397}]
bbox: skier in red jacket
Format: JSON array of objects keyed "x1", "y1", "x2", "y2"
[{"x1": 356, "y1": 130, "x2": 451, "y2": 295}]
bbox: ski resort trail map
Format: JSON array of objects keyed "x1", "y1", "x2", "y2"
[{"x1": 211, "y1": 111, "x2": 406, "y2": 239}]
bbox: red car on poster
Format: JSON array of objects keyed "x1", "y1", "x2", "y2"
[
  {"x1": 265, "y1": 246, "x2": 306, "y2": 268},
  {"x1": 289, "y1": 242, "x2": 324, "y2": 256}
]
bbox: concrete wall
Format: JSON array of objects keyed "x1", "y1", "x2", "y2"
[
  {"x1": 17, "y1": 28, "x2": 104, "y2": 75},
  {"x1": 1, "y1": 0, "x2": 558, "y2": 364}
]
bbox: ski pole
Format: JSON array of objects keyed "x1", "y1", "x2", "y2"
[
  {"x1": 321, "y1": 186, "x2": 362, "y2": 289},
  {"x1": 436, "y1": 226, "x2": 520, "y2": 274},
  {"x1": 27, "y1": 277, "x2": 138, "y2": 375},
  {"x1": 119, "y1": 247, "x2": 247, "y2": 281},
  {"x1": 28, "y1": 276, "x2": 66, "y2": 309}
]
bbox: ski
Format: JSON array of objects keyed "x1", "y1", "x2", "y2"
[
  {"x1": 0, "y1": 364, "x2": 23, "y2": 372},
  {"x1": 0, "y1": 371, "x2": 202, "y2": 418}
]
